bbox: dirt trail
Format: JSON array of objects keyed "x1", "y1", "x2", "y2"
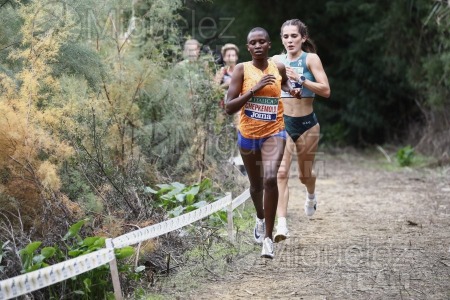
[{"x1": 161, "y1": 150, "x2": 450, "y2": 299}]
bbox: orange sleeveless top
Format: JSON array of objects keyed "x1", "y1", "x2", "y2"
[{"x1": 239, "y1": 60, "x2": 284, "y2": 139}]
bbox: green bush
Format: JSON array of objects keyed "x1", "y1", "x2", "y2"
[
  {"x1": 396, "y1": 145, "x2": 415, "y2": 167},
  {"x1": 146, "y1": 178, "x2": 224, "y2": 218}
]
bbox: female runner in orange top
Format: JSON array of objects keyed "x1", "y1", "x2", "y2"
[{"x1": 225, "y1": 27, "x2": 301, "y2": 258}]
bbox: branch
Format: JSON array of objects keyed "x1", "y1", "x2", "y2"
[
  {"x1": 75, "y1": 116, "x2": 138, "y2": 215},
  {"x1": 0, "y1": 41, "x2": 21, "y2": 52},
  {"x1": 0, "y1": 0, "x2": 11, "y2": 10}
]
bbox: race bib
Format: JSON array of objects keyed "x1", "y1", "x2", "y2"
[
  {"x1": 291, "y1": 66, "x2": 304, "y2": 74},
  {"x1": 244, "y1": 96, "x2": 279, "y2": 121}
]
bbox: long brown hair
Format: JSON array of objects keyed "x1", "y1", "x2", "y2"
[{"x1": 281, "y1": 19, "x2": 316, "y2": 53}]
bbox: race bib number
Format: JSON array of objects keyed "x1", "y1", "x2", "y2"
[{"x1": 244, "y1": 96, "x2": 279, "y2": 121}]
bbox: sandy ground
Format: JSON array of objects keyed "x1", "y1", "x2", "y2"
[{"x1": 154, "y1": 150, "x2": 450, "y2": 299}]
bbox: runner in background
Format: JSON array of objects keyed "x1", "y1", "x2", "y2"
[
  {"x1": 182, "y1": 39, "x2": 201, "y2": 63},
  {"x1": 272, "y1": 19, "x2": 331, "y2": 243},
  {"x1": 215, "y1": 43, "x2": 239, "y2": 93},
  {"x1": 214, "y1": 44, "x2": 244, "y2": 172},
  {"x1": 225, "y1": 27, "x2": 301, "y2": 258}
]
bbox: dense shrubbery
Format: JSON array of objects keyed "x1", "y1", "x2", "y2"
[{"x1": 0, "y1": 0, "x2": 241, "y2": 295}]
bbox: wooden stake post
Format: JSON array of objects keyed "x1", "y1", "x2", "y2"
[{"x1": 105, "y1": 238, "x2": 123, "y2": 300}]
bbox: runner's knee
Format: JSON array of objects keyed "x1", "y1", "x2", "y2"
[
  {"x1": 264, "y1": 176, "x2": 278, "y2": 190},
  {"x1": 277, "y1": 168, "x2": 289, "y2": 180},
  {"x1": 249, "y1": 184, "x2": 263, "y2": 195},
  {"x1": 299, "y1": 175, "x2": 315, "y2": 185}
]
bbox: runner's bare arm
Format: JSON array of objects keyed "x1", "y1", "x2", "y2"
[
  {"x1": 305, "y1": 53, "x2": 330, "y2": 98},
  {"x1": 225, "y1": 63, "x2": 246, "y2": 115}
]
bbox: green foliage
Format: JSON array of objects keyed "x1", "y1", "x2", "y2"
[
  {"x1": 138, "y1": 53, "x2": 224, "y2": 177},
  {"x1": 17, "y1": 220, "x2": 143, "y2": 299},
  {"x1": 147, "y1": 178, "x2": 219, "y2": 217},
  {"x1": 59, "y1": 168, "x2": 100, "y2": 213},
  {"x1": 208, "y1": 211, "x2": 228, "y2": 226},
  {"x1": 54, "y1": 43, "x2": 105, "y2": 90},
  {"x1": 416, "y1": 1, "x2": 450, "y2": 110},
  {"x1": 320, "y1": 122, "x2": 349, "y2": 147},
  {"x1": 19, "y1": 241, "x2": 46, "y2": 272},
  {"x1": 0, "y1": 0, "x2": 235, "y2": 296},
  {"x1": 396, "y1": 145, "x2": 415, "y2": 167},
  {"x1": 0, "y1": 5, "x2": 22, "y2": 75},
  {"x1": 63, "y1": 219, "x2": 88, "y2": 241}
]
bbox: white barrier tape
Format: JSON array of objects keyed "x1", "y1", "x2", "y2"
[
  {"x1": 231, "y1": 188, "x2": 250, "y2": 210},
  {"x1": 0, "y1": 249, "x2": 114, "y2": 300},
  {"x1": 113, "y1": 193, "x2": 233, "y2": 248},
  {"x1": 0, "y1": 190, "x2": 249, "y2": 299}
]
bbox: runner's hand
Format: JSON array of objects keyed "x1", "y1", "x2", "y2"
[
  {"x1": 285, "y1": 67, "x2": 299, "y2": 81},
  {"x1": 253, "y1": 74, "x2": 276, "y2": 92},
  {"x1": 289, "y1": 88, "x2": 302, "y2": 99}
]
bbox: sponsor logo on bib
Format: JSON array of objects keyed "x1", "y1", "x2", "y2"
[{"x1": 244, "y1": 96, "x2": 279, "y2": 122}]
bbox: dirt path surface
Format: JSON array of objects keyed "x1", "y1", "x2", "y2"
[{"x1": 159, "y1": 150, "x2": 450, "y2": 299}]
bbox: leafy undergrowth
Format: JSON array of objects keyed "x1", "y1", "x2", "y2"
[{"x1": 15, "y1": 220, "x2": 141, "y2": 299}]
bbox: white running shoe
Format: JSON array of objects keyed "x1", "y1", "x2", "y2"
[
  {"x1": 274, "y1": 225, "x2": 289, "y2": 243},
  {"x1": 253, "y1": 218, "x2": 265, "y2": 244},
  {"x1": 304, "y1": 194, "x2": 317, "y2": 217},
  {"x1": 261, "y1": 237, "x2": 274, "y2": 259}
]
